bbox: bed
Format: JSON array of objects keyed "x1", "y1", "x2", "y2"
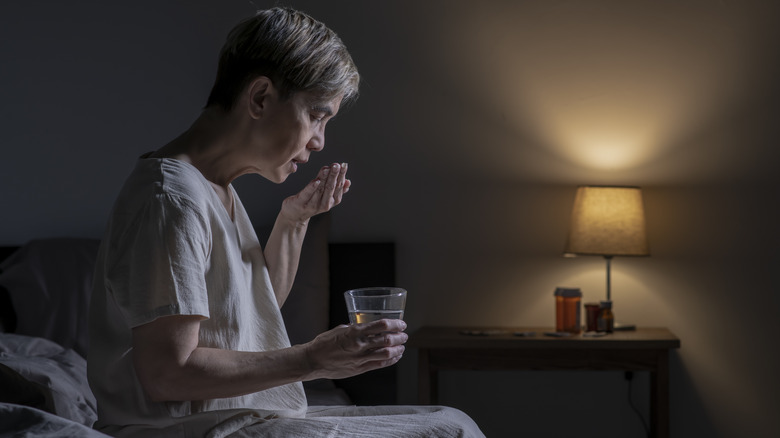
[{"x1": 0, "y1": 213, "x2": 397, "y2": 436}]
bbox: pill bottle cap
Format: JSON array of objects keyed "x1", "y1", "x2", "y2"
[
  {"x1": 599, "y1": 300, "x2": 612, "y2": 309},
  {"x1": 554, "y1": 287, "x2": 582, "y2": 298}
]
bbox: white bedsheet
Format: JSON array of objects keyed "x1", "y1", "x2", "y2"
[
  {"x1": 0, "y1": 403, "x2": 109, "y2": 438},
  {"x1": 228, "y1": 405, "x2": 487, "y2": 438},
  {"x1": 0, "y1": 333, "x2": 485, "y2": 437},
  {"x1": 97, "y1": 405, "x2": 485, "y2": 438}
]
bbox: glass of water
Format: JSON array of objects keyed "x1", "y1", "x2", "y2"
[{"x1": 344, "y1": 287, "x2": 407, "y2": 324}]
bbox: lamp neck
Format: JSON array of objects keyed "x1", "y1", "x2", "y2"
[{"x1": 604, "y1": 255, "x2": 613, "y2": 302}]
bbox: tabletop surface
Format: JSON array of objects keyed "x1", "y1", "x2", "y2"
[{"x1": 407, "y1": 326, "x2": 681, "y2": 350}]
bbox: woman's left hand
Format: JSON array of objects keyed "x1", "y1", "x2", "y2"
[{"x1": 280, "y1": 162, "x2": 351, "y2": 225}]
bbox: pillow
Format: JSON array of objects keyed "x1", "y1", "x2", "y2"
[
  {"x1": 0, "y1": 333, "x2": 97, "y2": 427},
  {"x1": 0, "y1": 238, "x2": 99, "y2": 357}
]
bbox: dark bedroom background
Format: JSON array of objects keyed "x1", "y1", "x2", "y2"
[{"x1": 1, "y1": 1, "x2": 778, "y2": 437}]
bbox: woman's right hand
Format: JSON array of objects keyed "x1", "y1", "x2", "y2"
[{"x1": 303, "y1": 319, "x2": 408, "y2": 381}]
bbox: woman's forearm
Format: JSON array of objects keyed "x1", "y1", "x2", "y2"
[
  {"x1": 263, "y1": 163, "x2": 348, "y2": 307},
  {"x1": 133, "y1": 315, "x2": 314, "y2": 402},
  {"x1": 141, "y1": 344, "x2": 313, "y2": 402},
  {"x1": 132, "y1": 314, "x2": 407, "y2": 403},
  {"x1": 263, "y1": 212, "x2": 308, "y2": 307}
]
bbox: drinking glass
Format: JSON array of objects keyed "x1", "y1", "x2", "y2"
[{"x1": 344, "y1": 287, "x2": 406, "y2": 324}]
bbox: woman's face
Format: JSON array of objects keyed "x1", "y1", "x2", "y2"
[{"x1": 254, "y1": 90, "x2": 342, "y2": 183}]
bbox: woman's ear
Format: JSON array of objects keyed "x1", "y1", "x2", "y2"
[{"x1": 247, "y1": 76, "x2": 274, "y2": 119}]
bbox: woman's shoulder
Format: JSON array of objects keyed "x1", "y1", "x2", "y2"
[
  {"x1": 127, "y1": 156, "x2": 210, "y2": 198},
  {"x1": 108, "y1": 157, "x2": 215, "y2": 226}
]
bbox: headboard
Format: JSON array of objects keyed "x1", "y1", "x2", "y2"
[
  {"x1": 0, "y1": 246, "x2": 18, "y2": 262},
  {"x1": 0, "y1": 246, "x2": 20, "y2": 332}
]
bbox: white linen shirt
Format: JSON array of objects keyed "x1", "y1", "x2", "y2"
[{"x1": 88, "y1": 156, "x2": 307, "y2": 437}]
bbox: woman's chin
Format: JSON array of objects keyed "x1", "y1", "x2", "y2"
[
  {"x1": 272, "y1": 171, "x2": 292, "y2": 184},
  {"x1": 256, "y1": 169, "x2": 288, "y2": 184}
]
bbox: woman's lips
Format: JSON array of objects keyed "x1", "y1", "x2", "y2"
[{"x1": 291, "y1": 159, "x2": 307, "y2": 172}]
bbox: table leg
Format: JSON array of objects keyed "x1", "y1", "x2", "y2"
[
  {"x1": 430, "y1": 365, "x2": 439, "y2": 405},
  {"x1": 650, "y1": 350, "x2": 670, "y2": 438},
  {"x1": 418, "y1": 348, "x2": 431, "y2": 404}
]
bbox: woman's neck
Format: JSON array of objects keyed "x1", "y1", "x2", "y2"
[{"x1": 152, "y1": 108, "x2": 253, "y2": 189}]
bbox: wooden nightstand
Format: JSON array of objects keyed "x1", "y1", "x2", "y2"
[{"x1": 408, "y1": 326, "x2": 680, "y2": 438}]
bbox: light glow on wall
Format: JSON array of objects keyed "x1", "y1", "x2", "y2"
[{"x1": 418, "y1": 1, "x2": 749, "y2": 178}]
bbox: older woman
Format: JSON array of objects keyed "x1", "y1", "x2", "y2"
[{"x1": 88, "y1": 7, "x2": 483, "y2": 438}]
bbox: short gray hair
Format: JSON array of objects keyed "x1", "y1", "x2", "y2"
[{"x1": 206, "y1": 7, "x2": 360, "y2": 110}]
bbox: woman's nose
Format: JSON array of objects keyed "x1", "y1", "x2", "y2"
[{"x1": 307, "y1": 132, "x2": 325, "y2": 151}]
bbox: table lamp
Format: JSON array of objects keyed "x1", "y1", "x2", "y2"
[{"x1": 564, "y1": 185, "x2": 649, "y2": 330}]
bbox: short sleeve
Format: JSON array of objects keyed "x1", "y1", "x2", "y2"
[{"x1": 105, "y1": 194, "x2": 212, "y2": 328}]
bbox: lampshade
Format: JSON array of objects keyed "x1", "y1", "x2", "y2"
[{"x1": 564, "y1": 186, "x2": 649, "y2": 257}]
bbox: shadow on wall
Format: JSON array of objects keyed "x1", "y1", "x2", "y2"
[{"x1": 670, "y1": 354, "x2": 718, "y2": 437}]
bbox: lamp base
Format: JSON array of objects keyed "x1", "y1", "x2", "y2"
[{"x1": 614, "y1": 322, "x2": 636, "y2": 331}]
